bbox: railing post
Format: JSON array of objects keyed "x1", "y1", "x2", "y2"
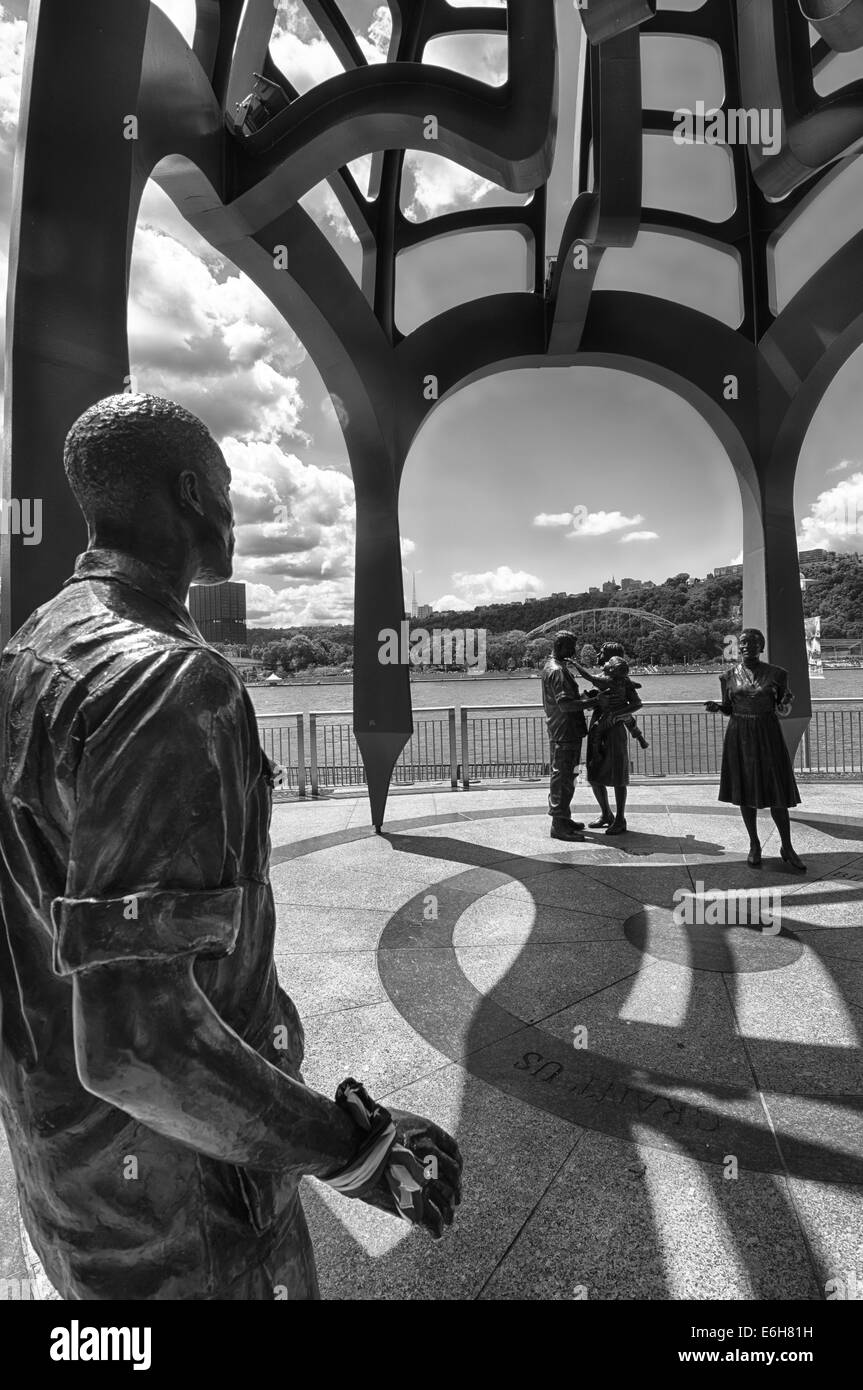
[
  {"x1": 310, "y1": 712, "x2": 319, "y2": 797},
  {"x1": 461, "y1": 706, "x2": 470, "y2": 789},
  {"x1": 296, "y1": 714, "x2": 306, "y2": 797},
  {"x1": 448, "y1": 707, "x2": 458, "y2": 789},
  {"x1": 802, "y1": 720, "x2": 811, "y2": 773}
]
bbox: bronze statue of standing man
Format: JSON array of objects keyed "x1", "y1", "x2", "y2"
[{"x1": 0, "y1": 394, "x2": 462, "y2": 1300}]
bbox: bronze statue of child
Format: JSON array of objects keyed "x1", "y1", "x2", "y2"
[{"x1": 578, "y1": 655, "x2": 649, "y2": 750}]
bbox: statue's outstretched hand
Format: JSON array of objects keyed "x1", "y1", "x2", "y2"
[
  {"x1": 360, "y1": 1109, "x2": 463, "y2": 1240},
  {"x1": 704, "y1": 701, "x2": 722, "y2": 713}
]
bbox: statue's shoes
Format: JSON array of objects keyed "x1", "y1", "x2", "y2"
[
  {"x1": 780, "y1": 846, "x2": 806, "y2": 873},
  {"x1": 551, "y1": 823, "x2": 584, "y2": 841}
]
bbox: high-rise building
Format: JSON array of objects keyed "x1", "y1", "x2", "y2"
[{"x1": 189, "y1": 581, "x2": 247, "y2": 646}]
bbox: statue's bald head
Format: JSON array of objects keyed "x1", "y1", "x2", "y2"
[{"x1": 64, "y1": 393, "x2": 223, "y2": 524}]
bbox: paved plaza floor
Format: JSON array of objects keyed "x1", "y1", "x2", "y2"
[{"x1": 1, "y1": 780, "x2": 861, "y2": 1300}]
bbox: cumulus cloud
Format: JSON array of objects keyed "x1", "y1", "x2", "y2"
[
  {"x1": 0, "y1": 5, "x2": 25, "y2": 279},
  {"x1": 300, "y1": 181, "x2": 360, "y2": 244},
  {"x1": 534, "y1": 508, "x2": 648, "y2": 538},
  {"x1": 0, "y1": 5, "x2": 24, "y2": 135},
  {"x1": 404, "y1": 152, "x2": 497, "y2": 223},
  {"x1": 434, "y1": 566, "x2": 544, "y2": 609},
  {"x1": 244, "y1": 578, "x2": 355, "y2": 628},
  {"x1": 620, "y1": 530, "x2": 659, "y2": 543},
  {"x1": 367, "y1": 5, "x2": 392, "y2": 56},
  {"x1": 127, "y1": 210, "x2": 364, "y2": 613},
  {"x1": 0, "y1": 9, "x2": 28, "y2": 392},
  {"x1": 570, "y1": 510, "x2": 645, "y2": 537},
  {"x1": 432, "y1": 595, "x2": 474, "y2": 612},
  {"x1": 797, "y1": 472, "x2": 863, "y2": 552},
  {"x1": 270, "y1": 2, "x2": 388, "y2": 89},
  {"x1": 128, "y1": 223, "x2": 308, "y2": 444},
  {"x1": 223, "y1": 437, "x2": 355, "y2": 579}
]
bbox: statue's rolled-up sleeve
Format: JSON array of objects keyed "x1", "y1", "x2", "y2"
[
  {"x1": 51, "y1": 887, "x2": 242, "y2": 975},
  {"x1": 52, "y1": 649, "x2": 252, "y2": 976}
]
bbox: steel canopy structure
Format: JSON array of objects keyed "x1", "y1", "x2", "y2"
[{"x1": 5, "y1": 0, "x2": 863, "y2": 825}]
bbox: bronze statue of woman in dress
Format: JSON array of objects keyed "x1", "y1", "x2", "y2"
[{"x1": 705, "y1": 628, "x2": 805, "y2": 871}]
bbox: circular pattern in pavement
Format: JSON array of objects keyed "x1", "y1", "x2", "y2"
[{"x1": 279, "y1": 802, "x2": 863, "y2": 1185}]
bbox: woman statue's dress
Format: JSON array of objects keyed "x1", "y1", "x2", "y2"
[
  {"x1": 586, "y1": 678, "x2": 641, "y2": 788},
  {"x1": 717, "y1": 661, "x2": 801, "y2": 808}
]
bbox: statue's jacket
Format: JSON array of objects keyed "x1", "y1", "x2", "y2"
[{"x1": 0, "y1": 549, "x2": 308, "y2": 1298}]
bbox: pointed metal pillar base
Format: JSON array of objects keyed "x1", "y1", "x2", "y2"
[
  {"x1": 781, "y1": 714, "x2": 810, "y2": 764},
  {"x1": 354, "y1": 730, "x2": 411, "y2": 832}
]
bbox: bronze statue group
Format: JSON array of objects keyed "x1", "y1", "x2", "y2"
[{"x1": 541, "y1": 629, "x2": 806, "y2": 871}]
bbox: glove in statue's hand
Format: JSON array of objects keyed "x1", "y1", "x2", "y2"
[
  {"x1": 360, "y1": 1109, "x2": 463, "y2": 1240},
  {"x1": 704, "y1": 701, "x2": 722, "y2": 713}
]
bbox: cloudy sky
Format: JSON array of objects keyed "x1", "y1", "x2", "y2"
[{"x1": 2, "y1": 0, "x2": 862, "y2": 624}]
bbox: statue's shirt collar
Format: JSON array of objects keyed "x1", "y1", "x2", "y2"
[{"x1": 64, "y1": 548, "x2": 200, "y2": 635}]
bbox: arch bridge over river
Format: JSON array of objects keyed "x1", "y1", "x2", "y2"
[{"x1": 527, "y1": 609, "x2": 678, "y2": 641}]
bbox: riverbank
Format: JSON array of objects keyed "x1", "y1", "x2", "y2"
[
  {"x1": 248, "y1": 665, "x2": 731, "y2": 689},
  {"x1": 247, "y1": 663, "x2": 861, "y2": 691},
  {"x1": 248, "y1": 669, "x2": 863, "y2": 717}
]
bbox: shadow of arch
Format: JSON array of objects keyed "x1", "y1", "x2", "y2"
[
  {"x1": 264, "y1": 800, "x2": 861, "y2": 1295},
  {"x1": 377, "y1": 828, "x2": 862, "y2": 1185},
  {"x1": 376, "y1": 814, "x2": 860, "y2": 1297}
]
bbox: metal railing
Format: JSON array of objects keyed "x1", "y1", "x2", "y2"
[
  {"x1": 799, "y1": 703, "x2": 863, "y2": 775},
  {"x1": 309, "y1": 708, "x2": 457, "y2": 792},
  {"x1": 257, "y1": 712, "x2": 306, "y2": 795},
  {"x1": 259, "y1": 699, "x2": 863, "y2": 794}
]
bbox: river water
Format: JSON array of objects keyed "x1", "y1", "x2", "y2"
[{"x1": 249, "y1": 669, "x2": 863, "y2": 718}]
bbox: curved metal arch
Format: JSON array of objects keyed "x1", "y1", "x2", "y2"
[
  {"x1": 527, "y1": 608, "x2": 677, "y2": 638},
  {"x1": 399, "y1": 289, "x2": 782, "y2": 465}
]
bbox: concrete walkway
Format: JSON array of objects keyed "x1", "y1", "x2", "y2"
[{"x1": 2, "y1": 781, "x2": 861, "y2": 1299}]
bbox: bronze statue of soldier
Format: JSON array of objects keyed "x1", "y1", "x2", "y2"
[{"x1": 0, "y1": 394, "x2": 462, "y2": 1300}]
